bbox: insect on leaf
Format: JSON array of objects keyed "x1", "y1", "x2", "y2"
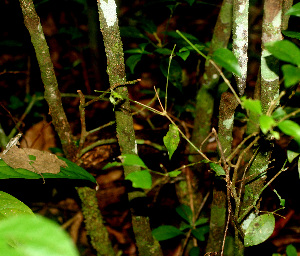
[{"x1": 163, "y1": 124, "x2": 180, "y2": 160}]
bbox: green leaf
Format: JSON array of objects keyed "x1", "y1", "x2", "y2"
[
  {"x1": 273, "y1": 189, "x2": 285, "y2": 207},
  {"x1": 241, "y1": 97, "x2": 262, "y2": 115},
  {"x1": 285, "y1": 2, "x2": 300, "y2": 17},
  {"x1": 212, "y1": 48, "x2": 242, "y2": 76},
  {"x1": 209, "y1": 163, "x2": 225, "y2": 176},
  {"x1": 244, "y1": 214, "x2": 275, "y2": 247},
  {"x1": 191, "y1": 225, "x2": 209, "y2": 241},
  {"x1": 189, "y1": 247, "x2": 200, "y2": 256},
  {"x1": 259, "y1": 115, "x2": 276, "y2": 134},
  {"x1": 194, "y1": 217, "x2": 209, "y2": 226},
  {"x1": 167, "y1": 170, "x2": 181, "y2": 177},
  {"x1": 125, "y1": 170, "x2": 152, "y2": 189},
  {"x1": 286, "y1": 244, "x2": 297, "y2": 256},
  {"x1": 282, "y1": 65, "x2": 300, "y2": 88},
  {"x1": 176, "y1": 50, "x2": 190, "y2": 61},
  {"x1": 154, "y1": 48, "x2": 173, "y2": 55},
  {"x1": 163, "y1": 124, "x2": 180, "y2": 159},
  {"x1": 176, "y1": 204, "x2": 193, "y2": 224},
  {"x1": 119, "y1": 154, "x2": 147, "y2": 168},
  {"x1": 272, "y1": 107, "x2": 286, "y2": 120},
  {"x1": 126, "y1": 54, "x2": 142, "y2": 74},
  {"x1": 265, "y1": 40, "x2": 300, "y2": 66},
  {"x1": 152, "y1": 225, "x2": 184, "y2": 241},
  {"x1": 282, "y1": 30, "x2": 300, "y2": 40},
  {"x1": 102, "y1": 161, "x2": 123, "y2": 170},
  {"x1": 0, "y1": 215, "x2": 79, "y2": 256},
  {"x1": 120, "y1": 26, "x2": 148, "y2": 39},
  {"x1": 287, "y1": 150, "x2": 300, "y2": 163},
  {"x1": 0, "y1": 191, "x2": 34, "y2": 220},
  {"x1": 185, "y1": 0, "x2": 195, "y2": 6},
  {"x1": 278, "y1": 120, "x2": 300, "y2": 138},
  {"x1": 9, "y1": 96, "x2": 24, "y2": 110},
  {"x1": 160, "y1": 58, "x2": 183, "y2": 91},
  {"x1": 0, "y1": 157, "x2": 96, "y2": 183}
]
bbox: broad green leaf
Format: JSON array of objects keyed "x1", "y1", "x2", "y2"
[
  {"x1": 125, "y1": 170, "x2": 152, "y2": 189},
  {"x1": 119, "y1": 154, "x2": 147, "y2": 168},
  {"x1": 177, "y1": 50, "x2": 190, "y2": 61},
  {"x1": 272, "y1": 107, "x2": 286, "y2": 120},
  {"x1": 154, "y1": 48, "x2": 173, "y2": 55},
  {"x1": 163, "y1": 124, "x2": 180, "y2": 159},
  {"x1": 259, "y1": 115, "x2": 276, "y2": 134},
  {"x1": 191, "y1": 225, "x2": 209, "y2": 241},
  {"x1": 0, "y1": 215, "x2": 79, "y2": 256},
  {"x1": 189, "y1": 247, "x2": 200, "y2": 256},
  {"x1": 282, "y1": 65, "x2": 300, "y2": 88},
  {"x1": 285, "y1": 2, "x2": 300, "y2": 17},
  {"x1": 244, "y1": 214, "x2": 275, "y2": 247},
  {"x1": 0, "y1": 157, "x2": 96, "y2": 183},
  {"x1": 209, "y1": 163, "x2": 225, "y2": 176},
  {"x1": 0, "y1": 191, "x2": 33, "y2": 220},
  {"x1": 167, "y1": 170, "x2": 181, "y2": 177},
  {"x1": 241, "y1": 97, "x2": 262, "y2": 115},
  {"x1": 126, "y1": 54, "x2": 142, "y2": 74},
  {"x1": 160, "y1": 58, "x2": 183, "y2": 91},
  {"x1": 273, "y1": 189, "x2": 285, "y2": 207},
  {"x1": 152, "y1": 225, "x2": 184, "y2": 241},
  {"x1": 287, "y1": 150, "x2": 300, "y2": 163},
  {"x1": 278, "y1": 120, "x2": 300, "y2": 138},
  {"x1": 212, "y1": 48, "x2": 242, "y2": 76},
  {"x1": 176, "y1": 204, "x2": 193, "y2": 224},
  {"x1": 194, "y1": 217, "x2": 209, "y2": 226},
  {"x1": 286, "y1": 244, "x2": 297, "y2": 256},
  {"x1": 282, "y1": 30, "x2": 300, "y2": 40},
  {"x1": 265, "y1": 40, "x2": 300, "y2": 66}
]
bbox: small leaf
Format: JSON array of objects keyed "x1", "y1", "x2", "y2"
[
  {"x1": 282, "y1": 65, "x2": 300, "y2": 88},
  {"x1": 212, "y1": 48, "x2": 242, "y2": 76},
  {"x1": 282, "y1": 30, "x2": 300, "y2": 40},
  {"x1": 191, "y1": 225, "x2": 209, "y2": 241},
  {"x1": 0, "y1": 191, "x2": 34, "y2": 219},
  {"x1": 285, "y1": 2, "x2": 300, "y2": 17},
  {"x1": 286, "y1": 244, "x2": 297, "y2": 256},
  {"x1": 119, "y1": 154, "x2": 147, "y2": 168},
  {"x1": 152, "y1": 225, "x2": 184, "y2": 241},
  {"x1": 272, "y1": 107, "x2": 286, "y2": 120},
  {"x1": 0, "y1": 215, "x2": 79, "y2": 256},
  {"x1": 244, "y1": 214, "x2": 275, "y2": 247},
  {"x1": 177, "y1": 50, "x2": 190, "y2": 61},
  {"x1": 126, "y1": 54, "x2": 142, "y2": 74},
  {"x1": 154, "y1": 48, "x2": 173, "y2": 55},
  {"x1": 194, "y1": 217, "x2": 209, "y2": 226},
  {"x1": 259, "y1": 115, "x2": 276, "y2": 134},
  {"x1": 209, "y1": 163, "x2": 225, "y2": 176},
  {"x1": 278, "y1": 120, "x2": 300, "y2": 138},
  {"x1": 273, "y1": 189, "x2": 285, "y2": 207},
  {"x1": 287, "y1": 150, "x2": 300, "y2": 163},
  {"x1": 189, "y1": 247, "x2": 200, "y2": 256},
  {"x1": 163, "y1": 124, "x2": 180, "y2": 159},
  {"x1": 185, "y1": 0, "x2": 195, "y2": 6},
  {"x1": 125, "y1": 170, "x2": 152, "y2": 189},
  {"x1": 167, "y1": 170, "x2": 181, "y2": 177},
  {"x1": 102, "y1": 161, "x2": 123, "y2": 170},
  {"x1": 265, "y1": 40, "x2": 300, "y2": 66},
  {"x1": 241, "y1": 97, "x2": 262, "y2": 115},
  {"x1": 176, "y1": 205, "x2": 193, "y2": 224}
]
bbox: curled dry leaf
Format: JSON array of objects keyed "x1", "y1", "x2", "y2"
[{"x1": 0, "y1": 146, "x2": 67, "y2": 174}]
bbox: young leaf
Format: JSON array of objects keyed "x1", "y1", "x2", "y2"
[
  {"x1": 212, "y1": 48, "x2": 242, "y2": 77},
  {"x1": 126, "y1": 54, "x2": 142, "y2": 74},
  {"x1": 167, "y1": 170, "x2": 181, "y2": 177},
  {"x1": 119, "y1": 154, "x2": 147, "y2": 168},
  {"x1": 286, "y1": 244, "x2": 297, "y2": 256},
  {"x1": 191, "y1": 225, "x2": 209, "y2": 241},
  {"x1": 125, "y1": 170, "x2": 152, "y2": 189},
  {"x1": 0, "y1": 191, "x2": 34, "y2": 219},
  {"x1": 259, "y1": 115, "x2": 276, "y2": 134},
  {"x1": 152, "y1": 225, "x2": 184, "y2": 241},
  {"x1": 0, "y1": 215, "x2": 79, "y2": 256},
  {"x1": 176, "y1": 204, "x2": 193, "y2": 224},
  {"x1": 278, "y1": 120, "x2": 300, "y2": 139},
  {"x1": 282, "y1": 65, "x2": 300, "y2": 88},
  {"x1": 209, "y1": 163, "x2": 225, "y2": 176},
  {"x1": 273, "y1": 189, "x2": 285, "y2": 207},
  {"x1": 241, "y1": 97, "x2": 262, "y2": 115},
  {"x1": 194, "y1": 217, "x2": 209, "y2": 227},
  {"x1": 244, "y1": 214, "x2": 275, "y2": 247},
  {"x1": 163, "y1": 124, "x2": 180, "y2": 160},
  {"x1": 265, "y1": 40, "x2": 300, "y2": 66},
  {"x1": 285, "y1": 2, "x2": 300, "y2": 17}
]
